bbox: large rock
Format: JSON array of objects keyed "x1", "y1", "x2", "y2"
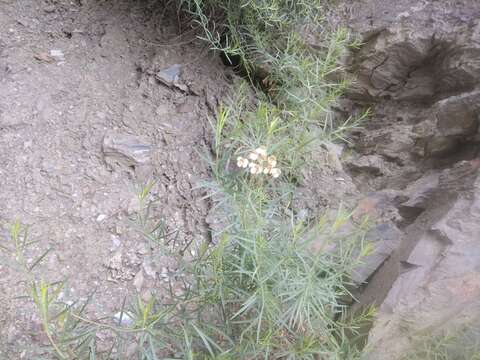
[
  {"x1": 338, "y1": 0, "x2": 480, "y2": 192},
  {"x1": 365, "y1": 168, "x2": 480, "y2": 359},
  {"x1": 346, "y1": 0, "x2": 480, "y2": 101},
  {"x1": 333, "y1": 0, "x2": 480, "y2": 357},
  {"x1": 435, "y1": 90, "x2": 480, "y2": 137}
]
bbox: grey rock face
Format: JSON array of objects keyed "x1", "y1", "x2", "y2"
[
  {"x1": 336, "y1": 0, "x2": 480, "y2": 357},
  {"x1": 399, "y1": 172, "x2": 440, "y2": 211},
  {"x1": 352, "y1": 221, "x2": 403, "y2": 285},
  {"x1": 435, "y1": 90, "x2": 480, "y2": 137},
  {"x1": 366, "y1": 172, "x2": 480, "y2": 359},
  {"x1": 342, "y1": 0, "x2": 480, "y2": 183}
]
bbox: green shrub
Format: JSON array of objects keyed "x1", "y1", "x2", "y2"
[
  {"x1": 4, "y1": 92, "x2": 372, "y2": 358},
  {"x1": 1, "y1": 1, "x2": 372, "y2": 358},
  {"x1": 178, "y1": 0, "x2": 359, "y2": 135}
]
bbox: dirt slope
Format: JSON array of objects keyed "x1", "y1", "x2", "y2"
[
  {"x1": 2, "y1": 0, "x2": 479, "y2": 358},
  {"x1": 0, "y1": 0, "x2": 231, "y2": 357}
]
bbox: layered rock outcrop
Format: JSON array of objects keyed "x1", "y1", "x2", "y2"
[{"x1": 337, "y1": 0, "x2": 480, "y2": 357}]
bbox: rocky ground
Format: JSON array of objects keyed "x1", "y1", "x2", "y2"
[
  {"x1": 335, "y1": 0, "x2": 480, "y2": 358},
  {"x1": 1, "y1": 0, "x2": 480, "y2": 358},
  {"x1": 0, "y1": 0, "x2": 231, "y2": 357}
]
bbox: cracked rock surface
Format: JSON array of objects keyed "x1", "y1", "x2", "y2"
[{"x1": 334, "y1": 0, "x2": 480, "y2": 357}]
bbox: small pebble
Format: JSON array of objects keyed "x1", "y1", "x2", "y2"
[
  {"x1": 44, "y1": 5, "x2": 56, "y2": 13},
  {"x1": 50, "y1": 49, "x2": 65, "y2": 61},
  {"x1": 110, "y1": 235, "x2": 121, "y2": 251},
  {"x1": 96, "y1": 214, "x2": 107, "y2": 223}
]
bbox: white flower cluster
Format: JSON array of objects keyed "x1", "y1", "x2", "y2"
[{"x1": 236, "y1": 146, "x2": 281, "y2": 178}]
